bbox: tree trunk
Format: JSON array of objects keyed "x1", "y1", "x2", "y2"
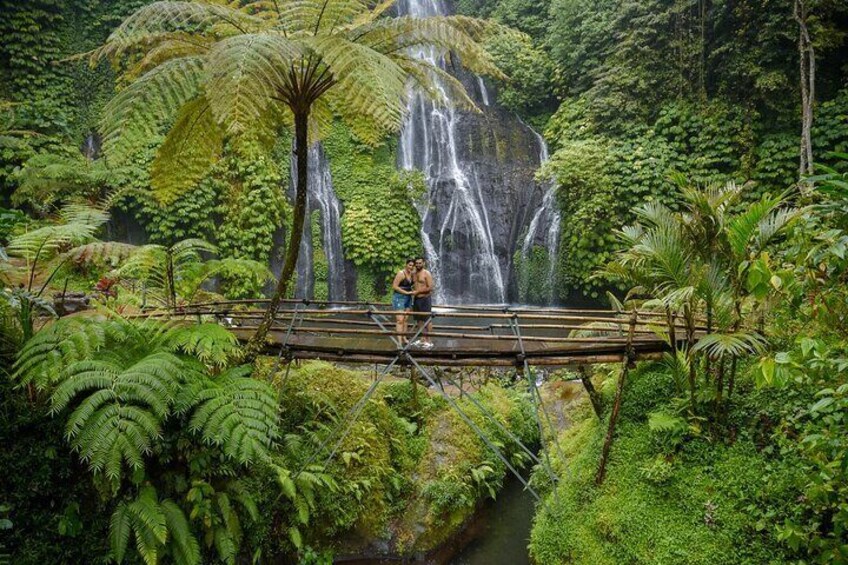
[
  {"x1": 715, "y1": 354, "x2": 725, "y2": 419},
  {"x1": 166, "y1": 253, "x2": 176, "y2": 310},
  {"x1": 795, "y1": 0, "x2": 815, "y2": 177},
  {"x1": 245, "y1": 109, "x2": 310, "y2": 361},
  {"x1": 727, "y1": 355, "x2": 738, "y2": 404}
]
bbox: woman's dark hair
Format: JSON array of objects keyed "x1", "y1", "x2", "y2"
[{"x1": 405, "y1": 258, "x2": 415, "y2": 265}]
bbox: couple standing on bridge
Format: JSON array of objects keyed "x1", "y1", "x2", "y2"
[{"x1": 391, "y1": 257, "x2": 434, "y2": 349}]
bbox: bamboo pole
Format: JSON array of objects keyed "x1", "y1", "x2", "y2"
[
  {"x1": 140, "y1": 307, "x2": 709, "y2": 330},
  {"x1": 595, "y1": 311, "x2": 638, "y2": 485},
  {"x1": 280, "y1": 351, "x2": 664, "y2": 367},
  {"x1": 237, "y1": 323, "x2": 676, "y2": 344}
]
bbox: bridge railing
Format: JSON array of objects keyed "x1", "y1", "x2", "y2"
[{"x1": 137, "y1": 298, "x2": 708, "y2": 367}]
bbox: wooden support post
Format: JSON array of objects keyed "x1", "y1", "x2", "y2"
[
  {"x1": 595, "y1": 310, "x2": 638, "y2": 486},
  {"x1": 667, "y1": 308, "x2": 677, "y2": 353},
  {"x1": 579, "y1": 366, "x2": 603, "y2": 419},
  {"x1": 410, "y1": 366, "x2": 419, "y2": 414},
  {"x1": 595, "y1": 362, "x2": 630, "y2": 485}
]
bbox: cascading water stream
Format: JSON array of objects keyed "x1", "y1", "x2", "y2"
[
  {"x1": 292, "y1": 143, "x2": 347, "y2": 301},
  {"x1": 520, "y1": 127, "x2": 562, "y2": 301},
  {"x1": 477, "y1": 77, "x2": 490, "y2": 106},
  {"x1": 398, "y1": 0, "x2": 506, "y2": 305}
]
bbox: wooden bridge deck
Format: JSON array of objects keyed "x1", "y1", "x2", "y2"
[{"x1": 157, "y1": 299, "x2": 704, "y2": 367}]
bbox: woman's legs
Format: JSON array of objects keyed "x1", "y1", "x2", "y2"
[{"x1": 396, "y1": 313, "x2": 409, "y2": 345}]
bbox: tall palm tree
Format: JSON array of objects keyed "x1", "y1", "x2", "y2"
[{"x1": 93, "y1": 0, "x2": 506, "y2": 358}]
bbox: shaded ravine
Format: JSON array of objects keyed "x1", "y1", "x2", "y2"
[
  {"x1": 448, "y1": 476, "x2": 535, "y2": 565},
  {"x1": 336, "y1": 476, "x2": 535, "y2": 565}
]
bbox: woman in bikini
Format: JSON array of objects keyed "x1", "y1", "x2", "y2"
[{"x1": 391, "y1": 259, "x2": 416, "y2": 344}]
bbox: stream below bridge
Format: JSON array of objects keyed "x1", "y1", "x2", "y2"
[{"x1": 338, "y1": 476, "x2": 535, "y2": 565}]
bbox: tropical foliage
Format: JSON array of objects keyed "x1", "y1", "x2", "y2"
[{"x1": 13, "y1": 314, "x2": 277, "y2": 564}]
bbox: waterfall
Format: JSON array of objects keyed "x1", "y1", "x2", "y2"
[
  {"x1": 398, "y1": 0, "x2": 506, "y2": 305},
  {"x1": 520, "y1": 127, "x2": 562, "y2": 301},
  {"x1": 477, "y1": 77, "x2": 490, "y2": 106},
  {"x1": 292, "y1": 143, "x2": 347, "y2": 301}
]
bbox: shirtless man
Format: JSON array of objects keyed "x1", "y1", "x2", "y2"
[{"x1": 412, "y1": 256, "x2": 434, "y2": 348}]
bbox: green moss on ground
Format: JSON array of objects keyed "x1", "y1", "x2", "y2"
[{"x1": 530, "y1": 366, "x2": 799, "y2": 565}]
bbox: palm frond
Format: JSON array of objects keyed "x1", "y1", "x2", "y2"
[
  {"x1": 725, "y1": 194, "x2": 782, "y2": 259},
  {"x1": 693, "y1": 331, "x2": 767, "y2": 358}
]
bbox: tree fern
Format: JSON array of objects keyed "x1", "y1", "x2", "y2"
[
  {"x1": 95, "y1": 0, "x2": 507, "y2": 355},
  {"x1": 113, "y1": 238, "x2": 265, "y2": 308}
]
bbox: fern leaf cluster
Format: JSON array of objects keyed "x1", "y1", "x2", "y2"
[
  {"x1": 111, "y1": 486, "x2": 201, "y2": 565},
  {"x1": 15, "y1": 314, "x2": 279, "y2": 481},
  {"x1": 113, "y1": 237, "x2": 271, "y2": 307},
  {"x1": 188, "y1": 366, "x2": 280, "y2": 463},
  {"x1": 14, "y1": 313, "x2": 280, "y2": 564}
]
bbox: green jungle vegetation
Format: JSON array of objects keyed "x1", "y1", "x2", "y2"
[{"x1": 1, "y1": 0, "x2": 848, "y2": 564}]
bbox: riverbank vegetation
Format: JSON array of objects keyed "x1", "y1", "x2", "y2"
[
  {"x1": 529, "y1": 163, "x2": 848, "y2": 562},
  {"x1": 3, "y1": 325, "x2": 537, "y2": 563}
]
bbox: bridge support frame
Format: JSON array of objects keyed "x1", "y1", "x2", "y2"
[{"x1": 595, "y1": 310, "x2": 638, "y2": 485}]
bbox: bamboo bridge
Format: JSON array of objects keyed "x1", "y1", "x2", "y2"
[
  {"x1": 150, "y1": 298, "x2": 704, "y2": 368},
  {"x1": 145, "y1": 298, "x2": 708, "y2": 489}
]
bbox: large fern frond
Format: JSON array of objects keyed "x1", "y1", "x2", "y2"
[
  {"x1": 187, "y1": 366, "x2": 279, "y2": 464},
  {"x1": 205, "y1": 33, "x2": 302, "y2": 135},
  {"x1": 60, "y1": 241, "x2": 140, "y2": 268},
  {"x1": 15, "y1": 316, "x2": 113, "y2": 389},
  {"x1": 96, "y1": 1, "x2": 261, "y2": 60},
  {"x1": 161, "y1": 499, "x2": 201, "y2": 565},
  {"x1": 164, "y1": 323, "x2": 241, "y2": 366},
  {"x1": 126, "y1": 486, "x2": 168, "y2": 565},
  {"x1": 150, "y1": 97, "x2": 225, "y2": 204},
  {"x1": 53, "y1": 352, "x2": 187, "y2": 481},
  {"x1": 7, "y1": 205, "x2": 108, "y2": 262},
  {"x1": 100, "y1": 57, "x2": 205, "y2": 160}
]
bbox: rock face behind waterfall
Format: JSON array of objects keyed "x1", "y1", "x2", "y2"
[
  {"x1": 432, "y1": 88, "x2": 547, "y2": 303},
  {"x1": 397, "y1": 0, "x2": 553, "y2": 305}
]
